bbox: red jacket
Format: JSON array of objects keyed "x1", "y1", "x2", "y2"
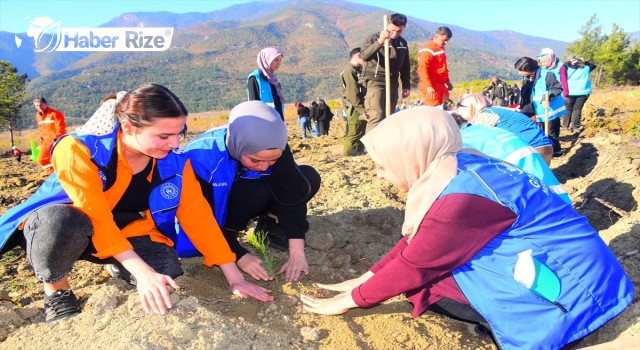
[{"x1": 417, "y1": 40, "x2": 450, "y2": 96}]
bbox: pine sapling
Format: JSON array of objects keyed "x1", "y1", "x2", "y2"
[{"x1": 247, "y1": 230, "x2": 279, "y2": 284}]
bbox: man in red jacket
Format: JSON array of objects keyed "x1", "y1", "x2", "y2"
[
  {"x1": 33, "y1": 97, "x2": 66, "y2": 173},
  {"x1": 418, "y1": 27, "x2": 453, "y2": 106}
]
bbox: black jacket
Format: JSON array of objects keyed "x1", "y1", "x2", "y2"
[{"x1": 360, "y1": 32, "x2": 411, "y2": 89}]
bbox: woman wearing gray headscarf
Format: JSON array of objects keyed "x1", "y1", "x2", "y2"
[
  {"x1": 247, "y1": 47, "x2": 286, "y2": 120},
  {"x1": 185, "y1": 101, "x2": 321, "y2": 282}
]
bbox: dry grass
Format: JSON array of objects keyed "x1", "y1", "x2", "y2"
[
  {"x1": 3, "y1": 88, "x2": 638, "y2": 154},
  {"x1": 581, "y1": 87, "x2": 640, "y2": 139}
]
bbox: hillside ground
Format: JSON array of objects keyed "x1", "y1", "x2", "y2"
[{"x1": 0, "y1": 88, "x2": 638, "y2": 349}]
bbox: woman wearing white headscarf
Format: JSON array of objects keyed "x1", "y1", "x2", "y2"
[
  {"x1": 300, "y1": 107, "x2": 632, "y2": 349},
  {"x1": 247, "y1": 47, "x2": 286, "y2": 120},
  {"x1": 186, "y1": 101, "x2": 321, "y2": 282}
]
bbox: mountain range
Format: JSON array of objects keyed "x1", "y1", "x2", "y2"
[{"x1": 1, "y1": 0, "x2": 571, "y2": 122}]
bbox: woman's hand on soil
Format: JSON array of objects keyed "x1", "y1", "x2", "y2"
[
  {"x1": 237, "y1": 253, "x2": 273, "y2": 281},
  {"x1": 230, "y1": 279, "x2": 273, "y2": 302},
  {"x1": 279, "y1": 242, "x2": 309, "y2": 282},
  {"x1": 316, "y1": 271, "x2": 374, "y2": 292},
  {"x1": 299, "y1": 292, "x2": 357, "y2": 315},
  {"x1": 136, "y1": 271, "x2": 180, "y2": 315}
]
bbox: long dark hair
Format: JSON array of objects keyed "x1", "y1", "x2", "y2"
[
  {"x1": 115, "y1": 84, "x2": 188, "y2": 128},
  {"x1": 514, "y1": 57, "x2": 539, "y2": 74}
]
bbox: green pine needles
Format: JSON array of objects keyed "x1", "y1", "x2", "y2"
[{"x1": 247, "y1": 230, "x2": 279, "y2": 283}]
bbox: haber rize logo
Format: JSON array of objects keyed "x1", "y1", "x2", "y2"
[{"x1": 16, "y1": 17, "x2": 174, "y2": 52}]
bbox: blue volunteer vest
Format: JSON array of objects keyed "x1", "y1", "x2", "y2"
[
  {"x1": 177, "y1": 127, "x2": 272, "y2": 257},
  {"x1": 488, "y1": 107, "x2": 553, "y2": 149},
  {"x1": 460, "y1": 124, "x2": 571, "y2": 204},
  {"x1": 567, "y1": 66, "x2": 592, "y2": 96},
  {"x1": 247, "y1": 70, "x2": 275, "y2": 109},
  {"x1": 532, "y1": 62, "x2": 567, "y2": 122},
  {"x1": 0, "y1": 126, "x2": 186, "y2": 251},
  {"x1": 442, "y1": 153, "x2": 633, "y2": 349}
]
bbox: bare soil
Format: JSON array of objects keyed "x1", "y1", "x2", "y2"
[{"x1": 0, "y1": 100, "x2": 639, "y2": 349}]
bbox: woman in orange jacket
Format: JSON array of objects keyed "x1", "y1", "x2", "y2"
[{"x1": 0, "y1": 84, "x2": 272, "y2": 323}]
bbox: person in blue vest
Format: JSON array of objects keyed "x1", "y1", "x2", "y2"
[
  {"x1": 449, "y1": 111, "x2": 571, "y2": 204},
  {"x1": 300, "y1": 107, "x2": 632, "y2": 349},
  {"x1": 185, "y1": 101, "x2": 321, "y2": 282},
  {"x1": 248, "y1": 47, "x2": 285, "y2": 120},
  {"x1": 0, "y1": 85, "x2": 273, "y2": 323},
  {"x1": 563, "y1": 55, "x2": 596, "y2": 134},
  {"x1": 456, "y1": 93, "x2": 555, "y2": 165},
  {"x1": 528, "y1": 48, "x2": 567, "y2": 157}
]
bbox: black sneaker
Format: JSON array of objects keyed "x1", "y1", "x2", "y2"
[
  {"x1": 255, "y1": 215, "x2": 289, "y2": 251},
  {"x1": 44, "y1": 289, "x2": 81, "y2": 323}
]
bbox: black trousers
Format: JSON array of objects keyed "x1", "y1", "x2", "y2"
[
  {"x1": 538, "y1": 118, "x2": 562, "y2": 152},
  {"x1": 428, "y1": 297, "x2": 487, "y2": 324},
  {"x1": 224, "y1": 165, "x2": 321, "y2": 237},
  {"x1": 562, "y1": 95, "x2": 589, "y2": 129}
]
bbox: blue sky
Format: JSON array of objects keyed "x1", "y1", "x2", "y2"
[{"x1": 0, "y1": 0, "x2": 638, "y2": 42}]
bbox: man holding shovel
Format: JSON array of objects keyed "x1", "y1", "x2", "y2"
[{"x1": 360, "y1": 13, "x2": 411, "y2": 133}]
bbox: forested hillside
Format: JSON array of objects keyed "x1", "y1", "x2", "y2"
[{"x1": 1, "y1": 0, "x2": 571, "y2": 126}]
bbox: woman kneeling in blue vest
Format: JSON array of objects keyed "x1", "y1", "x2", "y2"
[
  {"x1": 300, "y1": 107, "x2": 632, "y2": 349},
  {"x1": 183, "y1": 101, "x2": 321, "y2": 282},
  {"x1": 0, "y1": 84, "x2": 273, "y2": 323}
]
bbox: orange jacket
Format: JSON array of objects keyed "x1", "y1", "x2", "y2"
[
  {"x1": 36, "y1": 107, "x2": 66, "y2": 144},
  {"x1": 51, "y1": 134, "x2": 235, "y2": 267},
  {"x1": 417, "y1": 40, "x2": 450, "y2": 96}
]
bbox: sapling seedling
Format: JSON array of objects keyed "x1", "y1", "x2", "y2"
[{"x1": 247, "y1": 230, "x2": 280, "y2": 284}]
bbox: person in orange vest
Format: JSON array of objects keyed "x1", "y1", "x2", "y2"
[
  {"x1": 417, "y1": 27, "x2": 453, "y2": 107},
  {"x1": 33, "y1": 97, "x2": 66, "y2": 173}
]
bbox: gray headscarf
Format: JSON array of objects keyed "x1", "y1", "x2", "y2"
[{"x1": 226, "y1": 100, "x2": 288, "y2": 160}]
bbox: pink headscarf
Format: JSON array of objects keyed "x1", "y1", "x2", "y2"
[
  {"x1": 538, "y1": 53, "x2": 557, "y2": 68},
  {"x1": 257, "y1": 47, "x2": 285, "y2": 106},
  {"x1": 361, "y1": 107, "x2": 462, "y2": 242}
]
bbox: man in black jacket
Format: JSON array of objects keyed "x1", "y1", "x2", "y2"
[
  {"x1": 360, "y1": 13, "x2": 411, "y2": 133},
  {"x1": 341, "y1": 47, "x2": 367, "y2": 155},
  {"x1": 485, "y1": 76, "x2": 508, "y2": 106}
]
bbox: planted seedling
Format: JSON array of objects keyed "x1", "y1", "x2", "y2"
[{"x1": 247, "y1": 230, "x2": 280, "y2": 285}]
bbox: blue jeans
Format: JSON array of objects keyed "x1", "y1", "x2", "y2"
[{"x1": 298, "y1": 116, "x2": 313, "y2": 138}]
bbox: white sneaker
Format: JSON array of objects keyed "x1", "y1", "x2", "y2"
[{"x1": 104, "y1": 264, "x2": 121, "y2": 278}]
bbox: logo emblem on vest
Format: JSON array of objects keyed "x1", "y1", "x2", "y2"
[{"x1": 160, "y1": 183, "x2": 179, "y2": 200}]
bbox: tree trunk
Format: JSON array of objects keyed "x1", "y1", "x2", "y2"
[
  {"x1": 9, "y1": 120, "x2": 15, "y2": 147},
  {"x1": 596, "y1": 66, "x2": 604, "y2": 87}
]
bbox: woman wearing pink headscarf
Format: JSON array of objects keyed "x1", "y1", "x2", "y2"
[
  {"x1": 299, "y1": 107, "x2": 632, "y2": 349},
  {"x1": 247, "y1": 47, "x2": 286, "y2": 120}
]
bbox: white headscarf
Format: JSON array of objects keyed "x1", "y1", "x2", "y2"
[{"x1": 361, "y1": 107, "x2": 462, "y2": 242}]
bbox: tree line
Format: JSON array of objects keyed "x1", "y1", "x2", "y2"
[{"x1": 566, "y1": 14, "x2": 640, "y2": 86}]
